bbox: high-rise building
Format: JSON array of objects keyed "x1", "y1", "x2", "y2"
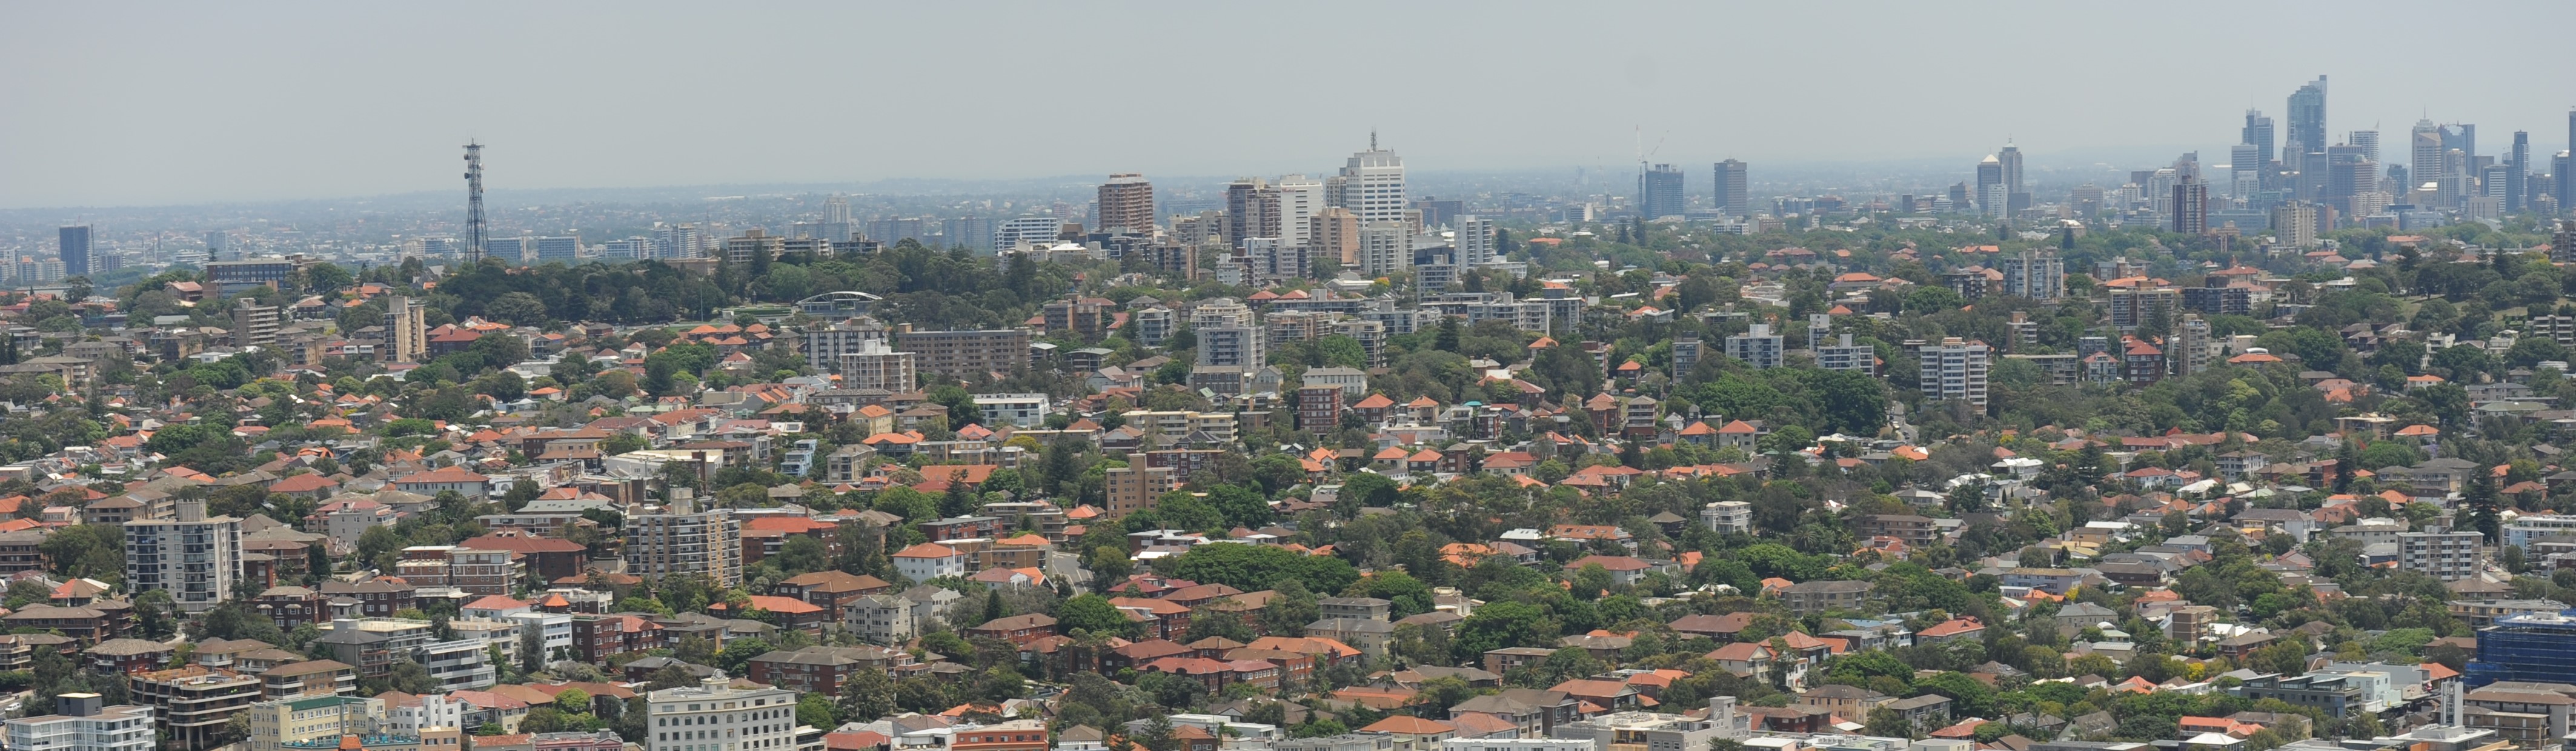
[
  {"x1": 1226, "y1": 177, "x2": 1281, "y2": 247},
  {"x1": 204, "y1": 230, "x2": 228, "y2": 257},
  {"x1": 534, "y1": 235, "x2": 580, "y2": 262},
  {"x1": 5, "y1": 693, "x2": 154, "y2": 751},
  {"x1": 124, "y1": 500, "x2": 243, "y2": 613},
  {"x1": 1094, "y1": 174, "x2": 1154, "y2": 235},
  {"x1": 893, "y1": 327, "x2": 1032, "y2": 378},
  {"x1": 58, "y1": 225, "x2": 90, "y2": 278},
  {"x1": 1639, "y1": 164, "x2": 1685, "y2": 219},
  {"x1": 1919, "y1": 337, "x2": 1992, "y2": 410},
  {"x1": 1455, "y1": 215, "x2": 1496, "y2": 267},
  {"x1": 651, "y1": 222, "x2": 703, "y2": 259},
  {"x1": 2271, "y1": 202, "x2": 2319, "y2": 248},
  {"x1": 1359, "y1": 221, "x2": 1410, "y2": 276},
  {"x1": 2412, "y1": 119, "x2": 2445, "y2": 196},
  {"x1": 992, "y1": 216, "x2": 1063, "y2": 251},
  {"x1": 624, "y1": 496, "x2": 742, "y2": 587},
  {"x1": 2285, "y1": 75, "x2": 2328, "y2": 156},
  {"x1": 1310, "y1": 207, "x2": 1359, "y2": 265},
  {"x1": 1974, "y1": 155, "x2": 2004, "y2": 215},
  {"x1": 1724, "y1": 324, "x2": 1784, "y2": 369},
  {"x1": 645, "y1": 676, "x2": 803, "y2": 751},
  {"x1": 837, "y1": 339, "x2": 917, "y2": 392},
  {"x1": 2172, "y1": 179, "x2": 2209, "y2": 234},
  {"x1": 383, "y1": 295, "x2": 427, "y2": 364},
  {"x1": 2508, "y1": 132, "x2": 2531, "y2": 212},
  {"x1": 1998, "y1": 250, "x2": 2064, "y2": 299},
  {"x1": 1276, "y1": 175, "x2": 1325, "y2": 251},
  {"x1": 1106, "y1": 454, "x2": 1178, "y2": 515},
  {"x1": 2349, "y1": 129, "x2": 2380, "y2": 167},
  {"x1": 2242, "y1": 110, "x2": 2276, "y2": 167},
  {"x1": 1998, "y1": 145, "x2": 2029, "y2": 212},
  {"x1": 231, "y1": 298, "x2": 282, "y2": 349},
  {"x1": 2557, "y1": 152, "x2": 2575, "y2": 215},
  {"x1": 1338, "y1": 139, "x2": 1408, "y2": 225},
  {"x1": 1713, "y1": 159, "x2": 1750, "y2": 216}
]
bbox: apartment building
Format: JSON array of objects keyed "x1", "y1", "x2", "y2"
[
  {"x1": 892, "y1": 327, "x2": 1032, "y2": 378},
  {"x1": 625, "y1": 501, "x2": 743, "y2": 587},
  {"x1": 123, "y1": 500, "x2": 244, "y2": 613}
]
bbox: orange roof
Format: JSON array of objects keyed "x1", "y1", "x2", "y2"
[
  {"x1": 891, "y1": 543, "x2": 961, "y2": 559},
  {"x1": 1353, "y1": 393, "x2": 1395, "y2": 409}
]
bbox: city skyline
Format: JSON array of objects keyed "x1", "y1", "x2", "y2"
[{"x1": 5, "y1": 2, "x2": 2574, "y2": 209}]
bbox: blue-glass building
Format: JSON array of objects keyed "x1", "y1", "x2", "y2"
[{"x1": 2465, "y1": 609, "x2": 2576, "y2": 687}]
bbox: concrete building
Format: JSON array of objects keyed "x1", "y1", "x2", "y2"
[
  {"x1": 644, "y1": 676, "x2": 802, "y2": 751},
  {"x1": 2398, "y1": 531, "x2": 2483, "y2": 581},
  {"x1": 624, "y1": 499, "x2": 743, "y2": 587},
  {"x1": 835, "y1": 339, "x2": 916, "y2": 392},
  {"x1": 232, "y1": 298, "x2": 282, "y2": 349},
  {"x1": 124, "y1": 500, "x2": 244, "y2": 613},
  {"x1": 1361, "y1": 222, "x2": 1411, "y2": 277},
  {"x1": 894, "y1": 327, "x2": 1032, "y2": 378},
  {"x1": 383, "y1": 295, "x2": 427, "y2": 364},
  {"x1": 1097, "y1": 174, "x2": 1156, "y2": 235},
  {"x1": 1919, "y1": 337, "x2": 1992, "y2": 410},
  {"x1": 1724, "y1": 324, "x2": 1784, "y2": 369},
  {"x1": 803, "y1": 318, "x2": 889, "y2": 373},
  {"x1": 4, "y1": 693, "x2": 153, "y2": 751},
  {"x1": 1701, "y1": 501, "x2": 1751, "y2": 535}
]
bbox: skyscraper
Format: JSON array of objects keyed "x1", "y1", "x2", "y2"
[
  {"x1": 1997, "y1": 144, "x2": 2028, "y2": 212},
  {"x1": 58, "y1": 225, "x2": 90, "y2": 278},
  {"x1": 1276, "y1": 175, "x2": 1324, "y2": 250},
  {"x1": 2171, "y1": 178, "x2": 2209, "y2": 235},
  {"x1": 1338, "y1": 138, "x2": 1407, "y2": 225},
  {"x1": 1455, "y1": 215, "x2": 1497, "y2": 267},
  {"x1": 2509, "y1": 132, "x2": 2531, "y2": 212},
  {"x1": 1226, "y1": 177, "x2": 1280, "y2": 247},
  {"x1": 2285, "y1": 75, "x2": 2328, "y2": 156},
  {"x1": 1095, "y1": 173, "x2": 1155, "y2": 235},
  {"x1": 1712, "y1": 159, "x2": 1750, "y2": 216},
  {"x1": 124, "y1": 499, "x2": 243, "y2": 613},
  {"x1": 1639, "y1": 164, "x2": 1685, "y2": 219},
  {"x1": 2242, "y1": 110, "x2": 2276, "y2": 167},
  {"x1": 2412, "y1": 119, "x2": 2445, "y2": 196},
  {"x1": 1974, "y1": 155, "x2": 2004, "y2": 216}
]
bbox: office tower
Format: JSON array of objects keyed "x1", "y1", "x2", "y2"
[
  {"x1": 2442, "y1": 124, "x2": 2477, "y2": 162},
  {"x1": 1999, "y1": 250, "x2": 2064, "y2": 299},
  {"x1": 1226, "y1": 177, "x2": 1281, "y2": 247},
  {"x1": 2349, "y1": 130, "x2": 2380, "y2": 166},
  {"x1": 1919, "y1": 337, "x2": 1992, "y2": 410},
  {"x1": 2230, "y1": 144, "x2": 2263, "y2": 177},
  {"x1": 625, "y1": 496, "x2": 743, "y2": 586},
  {"x1": 864, "y1": 218, "x2": 926, "y2": 247},
  {"x1": 2171, "y1": 179, "x2": 2209, "y2": 234},
  {"x1": 1310, "y1": 207, "x2": 1359, "y2": 265},
  {"x1": 1639, "y1": 164, "x2": 1685, "y2": 219},
  {"x1": 1338, "y1": 138, "x2": 1407, "y2": 224},
  {"x1": 940, "y1": 217, "x2": 994, "y2": 252},
  {"x1": 2509, "y1": 132, "x2": 2531, "y2": 212},
  {"x1": 231, "y1": 298, "x2": 281, "y2": 349},
  {"x1": 124, "y1": 500, "x2": 243, "y2": 613},
  {"x1": 2558, "y1": 152, "x2": 2575, "y2": 215},
  {"x1": 1713, "y1": 159, "x2": 1750, "y2": 216},
  {"x1": 1096, "y1": 173, "x2": 1155, "y2": 234},
  {"x1": 651, "y1": 222, "x2": 703, "y2": 259},
  {"x1": 1276, "y1": 175, "x2": 1324, "y2": 250},
  {"x1": 2271, "y1": 202, "x2": 2319, "y2": 248},
  {"x1": 1359, "y1": 221, "x2": 1410, "y2": 276},
  {"x1": 57, "y1": 225, "x2": 90, "y2": 278},
  {"x1": 1998, "y1": 144, "x2": 2029, "y2": 212},
  {"x1": 1724, "y1": 324, "x2": 1784, "y2": 369},
  {"x1": 1412, "y1": 197, "x2": 1464, "y2": 229},
  {"x1": 894, "y1": 327, "x2": 1032, "y2": 377},
  {"x1": 534, "y1": 235, "x2": 579, "y2": 262},
  {"x1": 2285, "y1": 75, "x2": 2327, "y2": 156},
  {"x1": 2412, "y1": 119, "x2": 2444, "y2": 195},
  {"x1": 992, "y1": 216, "x2": 1063, "y2": 250},
  {"x1": 384, "y1": 295, "x2": 427, "y2": 364},
  {"x1": 1455, "y1": 215, "x2": 1496, "y2": 266},
  {"x1": 5, "y1": 694, "x2": 155, "y2": 751},
  {"x1": 1975, "y1": 155, "x2": 2003, "y2": 215},
  {"x1": 2242, "y1": 110, "x2": 2276, "y2": 167},
  {"x1": 485, "y1": 236, "x2": 526, "y2": 263}
]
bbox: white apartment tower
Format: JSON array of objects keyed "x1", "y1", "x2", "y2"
[
  {"x1": 383, "y1": 295, "x2": 427, "y2": 364},
  {"x1": 124, "y1": 499, "x2": 244, "y2": 613},
  {"x1": 1919, "y1": 337, "x2": 1992, "y2": 410},
  {"x1": 4, "y1": 694, "x2": 154, "y2": 751},
  {"x1": 1455, "y1": 215, "x2": 1497, "y2": 267},
  {"x1": 1724, "y1": 324, "x2": 1785, "y2": 369},
  {"x1": 836, "y1": 339, "x2": 918, "y2": 392},
  {"x1": 1276, "y1": 175, "x2": 1326, "y2": 251}
]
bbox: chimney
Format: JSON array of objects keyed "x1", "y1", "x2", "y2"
[{"x1": 60, "y1": 692, "x2": 102, "y2": 717}]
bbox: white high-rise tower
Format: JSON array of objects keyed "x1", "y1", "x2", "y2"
[{"x1": 1338, "y1": 135, "x2": 1408, "y2": 225}]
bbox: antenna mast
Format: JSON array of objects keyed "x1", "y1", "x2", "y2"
[{"x1": 464, "y1": 141, "x2": 486, "y2": 264}]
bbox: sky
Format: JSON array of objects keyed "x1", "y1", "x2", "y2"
[{"x1": 6, "y1": 2, "x2": 2575, "y2": 209}]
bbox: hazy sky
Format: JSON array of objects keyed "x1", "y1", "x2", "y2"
[{"x1": 7, "y1": 2, "x2": 2574, "y2": 209}]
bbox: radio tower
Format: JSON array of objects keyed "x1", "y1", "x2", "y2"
[{"x1": 463, "y1": 141, "x2": 486, "y2": 264}]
